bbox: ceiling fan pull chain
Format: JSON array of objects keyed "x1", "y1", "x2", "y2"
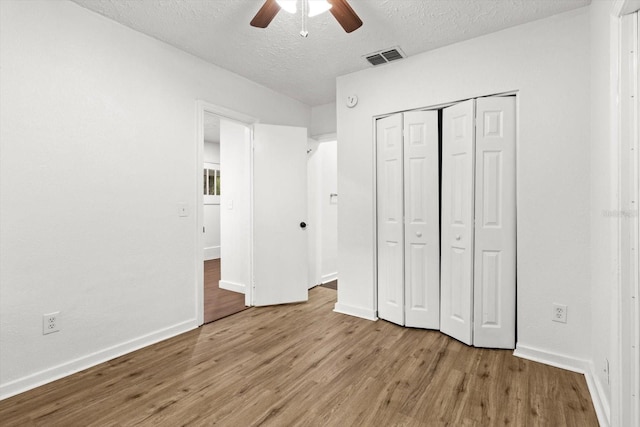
[{"x1": 300, "y1": 0, "x2": 309, "y2": 37}]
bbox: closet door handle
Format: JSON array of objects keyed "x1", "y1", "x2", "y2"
[
  {"x1": 416, "y1": 231, "x2": 422, "y2": 237},
  {"x1": 455, "y1": 234, "x2": 461, "y2": 241}
]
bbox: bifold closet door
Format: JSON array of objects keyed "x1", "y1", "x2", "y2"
[
  {"x1": 440, "y1": 99, "x2": 476, "y2": 346},
  {"x1": 403, "y1": 111, "x2": 440, "y2": 329},
  {"x1": 473, "y1": 96, "x2": 516, "y2": 348},
  {"x1": 376, "y1": 114, "x2": 404, "y2": 325},
  {"x1": 377, "y1": 112, "x2": 440, "y2": 328},
  {"x1": 441, "y1": 96, "x2": 516, "y2": 349}
]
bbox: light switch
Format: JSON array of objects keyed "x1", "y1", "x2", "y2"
[
  {"x1": 178, "y1": 203, "x2": 189, "y2": 217},
  {"x1": 227, "y1": 200, "x2": 233, "y2": 210}
]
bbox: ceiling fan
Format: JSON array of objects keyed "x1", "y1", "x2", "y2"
[{"x1": 250, "y1": 0, "x2": 363, "y2": 33}]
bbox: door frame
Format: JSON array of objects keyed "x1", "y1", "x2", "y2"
[
  {"x1": 614, "y1": 2, "x2": 640, "y2": 425},
  {"x1": 307, "y1": 133, "x2": 339, "y2": 290},
  {"x1": 371, "y1": 91, "x2": 518, "y2": 335},
  {"x1": 195, "y1": 100, "x2": 258, "y2": 326}
]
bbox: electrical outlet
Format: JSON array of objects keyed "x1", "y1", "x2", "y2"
[
  {"x1": 552, "y1": 303, "x2": 567, "y2": 323},
  {"x1": 43, "y1": 312, "x2": 59, "y2": 335}
]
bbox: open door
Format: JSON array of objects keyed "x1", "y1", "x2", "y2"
[
  {"x1": 253, "y1": 124, "x2": 309, "y2": 306},
  {"x1": 376, "y1": 114, "x2": 405, "y2": 325},
  {"x1": 440, "y1": 99, "x2": 476, "y2": 346},
  {"x1": 473, "y1": 96, "x2": 516, "y2": 348},
  {"x1": 376, "y1": 112, "x2": 441, "y2": 328}
]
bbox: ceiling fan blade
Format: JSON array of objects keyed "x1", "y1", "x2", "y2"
[
  {"x1": 327, "y1": 0, "x2": 363, "y2": 33},
  {"x1": 250, "y1": 0, "x2": 281, "y2": 28}
]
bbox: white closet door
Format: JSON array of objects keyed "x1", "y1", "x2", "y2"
[
  {"x1": 376, "y1": 114, "x2": 404, "y2": 325},
  {"x1": 440, "y1": 99, "x2": 476, "y2": 345},
  {"x1": 403, "y1": 111, "x2": 440, "y2": 329},
  {"x1": 473, "y1": 97, "x2": 516, "y2": 348}
]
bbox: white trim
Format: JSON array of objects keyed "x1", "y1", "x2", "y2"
[
  {"x1": 371, "y1": 117, "x2": 379, "y2": 319},
  {"x1": 615, "y1": 8, "x2": 640, "y2": 426},
  {"x1": 586, "y1": 362, "x2": 612, "y2": 427},
  {"x1": 333, "y1": 303, "x2": 378, "y2": 321},
  {"x1": 0, "y1": 319, "x2": 197, "y2": 401},
  {"x1": 513, "y1": 344, "x2": 610, "y2": 426},
  {"x1": 248, "y1": 126, "x2": 255, "y2": 306},
  {"x1": 219, "y1": 279, "x2": 246, "y2": 294},
  {"x1": 514, "y1": 343, "x2": 590, "y2": 373},
  {"x1": 195, "y1": 100, "x2": 258, "y2": 325},
  {"x1": 204, "y1": 246, "x2": 220, "y2": 260},
  {"x1": 321, "y1": 272, "x2": 338, "y2": 284},
  {"x1": 612, "y1": 0, "x2": 640, "y2": 17},
  {"x1": 311, "y1": 132, "x2": 337, "y2": 142}
]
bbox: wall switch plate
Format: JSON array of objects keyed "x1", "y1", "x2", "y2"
[
  {"x1": 552, "y1": 303, "x2": 567, "y2": 323},
  {"x1": 43, "y1": 312, "x2": 59, "y2": 334}
]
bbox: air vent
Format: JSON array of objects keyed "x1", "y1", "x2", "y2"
[
  {"x1": 364, "y1": 47, "x2": 406, "y2": 66},
  {"x1": 366, "y1": 54, "x2": 388, "y2": 66}
]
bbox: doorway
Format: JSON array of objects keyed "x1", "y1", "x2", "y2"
[
  {"x1": 195, "y1": 101, "x2": 312, "y2": 325},
  {"x1": 202, "y1": 112, "x2": 247, "y2": 324},
  {"x1": 307, "y1": 138, "x2": 339, "y2": 291}
]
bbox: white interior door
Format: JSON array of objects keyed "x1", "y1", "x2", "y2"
[
  {"x1": 473, "y1": 97, "x2": 516, "y2": 349},
  {"x1": 440, "y1": 99, "x2": 476, "y2": 345},
  {"x1": 403, "y1": 111, "x2": 440, "y2": 329},
  {"x1": 376, "y1": 114, "x2": 404, "y2": 325},
  {"x1": 253, "y1": 124, "x2": 308, "y2": 306}
]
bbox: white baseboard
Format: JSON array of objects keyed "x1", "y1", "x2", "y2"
[
  {"x1": 514, "y1": 344, "x2": 610, "y2": 426},
  {"x1": 0, "y1": 319, "x2": 197, "y2": 401},
  {"x1": 321, "y1": 272, "x2": 338, "y2": 284},
  {"x1": 513, "y1": 343, "x2": 590, "y2": 373},
  {"x1": 219, "y1": 280, "x2": 245, "y2": 294},
  {"x1": 204, "y1": 246, "x2": 220, "y2": 260},
  {"x1": 333, "y1": 302, "x2": 377, "y2": 321},
  {"x1": 584, "y1": 361, "x2": 611, "y2": 427}
]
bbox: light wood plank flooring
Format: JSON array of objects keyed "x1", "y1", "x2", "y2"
[
  {"x1": 320, "y1": 279, "x2": 337, "y2": 290},
  {"x1": 0, "y1": 287, "x2": 597, "y2": 426},
  {"x1": 204, "y1": 259, "x2": 247, "y2": 324}
]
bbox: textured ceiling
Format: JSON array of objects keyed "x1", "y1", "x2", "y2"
[{"x1": 71, "y1": 0, "x2": 591, "y2": 106}]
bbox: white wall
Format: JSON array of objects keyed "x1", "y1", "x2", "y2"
[
  {"x1": 310, "y1": 102, "x2": 337, "y2": 138},
  {"x1": 307, "y1": 140, "x2": 339, "y2": 287},
  {"x1": 0, "y1": 0, "x2": 310, "y2": 398},
  {"x1": 589, "y1": 1, "x2": 617, "y2": 418},
  {"x1": 319, "y1": 141, "x2": 338, "y2": 283},
  {"x1": 204, "y1": 141, "x2": 220, "y2": 164},
  {"x1": 336, "y1": 8, "x2": 592, "y2": 360},
  {"x1": 204, "y1": 141, "x2": 220, "y2": 260},
  {"x1": 307, "y1": 139, "x2": 321, "y2": 288},
  {"x1": 219, "y1": 121, "x2": 251, "y2": 293}
]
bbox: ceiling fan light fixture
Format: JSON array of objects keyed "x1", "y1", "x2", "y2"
[
  {"x1": 308, "y1": 0, "x2": 332, "y2": 17},
  {"x1": 276, "y1": 0, "x2": 297, "y2": 14}
]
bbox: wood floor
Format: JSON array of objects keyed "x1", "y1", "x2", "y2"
[
  {"x1": 0, "y1": 287, "x2": 598, "y2": 426},
  {"x1": 204, "y1": 258, "x2": 247, "y2": 324},
  {"x1": 320, "y1": 279, "x2": 337, "y2": 290}
]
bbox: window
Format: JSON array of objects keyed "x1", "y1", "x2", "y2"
[
  {"x1": 204, "y1": 163, "x2": 220, "y2": 205},
  {"x1": 204, "y1": 164, "x2": 221, "y2": 196}
]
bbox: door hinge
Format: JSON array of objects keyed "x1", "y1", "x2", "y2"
[{"x1": 203, "y1": 226, "x2": 205, "y2": 233}]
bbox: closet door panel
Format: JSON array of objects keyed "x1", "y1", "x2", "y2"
[
  {"x1": 440, "y1": 100, "x2": 475, "y2": 345},
  {"x1": 473, "y1": 97, "x2": 516, "y2": 349},
  {"x1": 404, "y1": 111, "x2": 440, "y2": 328},
  {"x1": 376, "y1": 114, "x2": 405, "y2": 325}
]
